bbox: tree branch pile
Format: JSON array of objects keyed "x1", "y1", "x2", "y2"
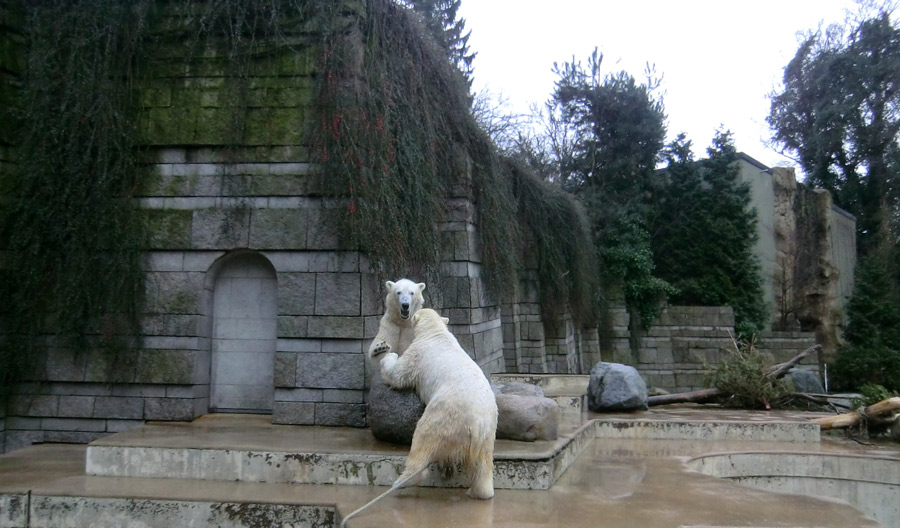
[{"x1": 647, "y1": 344, "x2": 821, "y2": 407}]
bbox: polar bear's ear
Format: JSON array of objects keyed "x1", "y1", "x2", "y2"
[
  {"x1": 412, "y1": 312, "x2": 421, "y2": 324},
  {"x1": 441, "y1": 317, "x2": 449, "y2": 325},
  {"x1": 416, "y1": 282, "x2": 426, "y2": 292},
  {"x1": 385, "y1": 280, "x2": 395, "y2": 290}
]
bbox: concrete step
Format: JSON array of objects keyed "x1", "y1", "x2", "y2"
[{"x1": 85, "y1": 414, "x2": 595, "y2": 490}]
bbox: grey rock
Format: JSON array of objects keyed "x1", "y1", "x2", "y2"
[
  {"x1": 367, "y1": 374, "x2": 424, "y2": 445},
  {"x1": 496, "y1": 394, "x2": 559, "y2": 441},
  {"x1": 786, "y1": 368, "x2": 825, "y2": 394},
  {"x1": 587, "y1": 362, "x2": 648, "y2": 412},
  {"x1": 491, "y1": 382, "x2": 545, "y2": 398}
]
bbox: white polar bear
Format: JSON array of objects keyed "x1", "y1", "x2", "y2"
[
  {"x1": 379, "y1": 308, "x2": 498, "y2": 499},
  {"x1": 367, "y1": 278, "x2": 425, "y2": 360}
]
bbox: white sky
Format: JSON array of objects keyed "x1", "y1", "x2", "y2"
[{"x1": 458, "y1": 1, "x2": 859, "y2": 171}]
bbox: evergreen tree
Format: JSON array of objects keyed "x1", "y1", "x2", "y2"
[
  {"x1": 768, "y1": 11, "x2": 900, "y2": 255},
  {"x1": 832, "y1": 243, "x2": 900, "y2": 392},
  {"x1": 770, "y1": 9, "x2": 900, "y2": 390},
  {"x1": 403, "y1": 0, "x2": 476, "y2": 90},
  {"x1": 652, "y1": 130, "x2": 766, "y2": 334},
  {"x1": 549, "y1": 49, "x2": 671, "y2": 327}
]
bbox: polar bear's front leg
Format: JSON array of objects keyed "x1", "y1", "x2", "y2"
[{"x1": 379, "y1": 351, "x2": 417, "y2": 390}]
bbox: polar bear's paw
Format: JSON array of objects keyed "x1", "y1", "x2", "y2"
[{"x1": 369, "y1": 340, "x2": 392, "y2": 359}]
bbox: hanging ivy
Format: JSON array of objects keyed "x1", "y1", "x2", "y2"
[
  {"x1": 0, "y1": 0, "x2": 153, "y2": 395},
  {"x1": 312, "y1": 0, "x2": 521, "y2": 295}
]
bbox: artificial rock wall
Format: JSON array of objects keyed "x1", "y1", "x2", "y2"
[{"x1": 771, "y1": 167, "x2": 856, "y2": 362}]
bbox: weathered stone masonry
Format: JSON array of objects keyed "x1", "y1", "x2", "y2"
[{"x1": 0, "y1": 1, "x2": 845, "y2": 453}]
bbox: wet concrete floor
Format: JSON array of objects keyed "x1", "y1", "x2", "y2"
[{"x1": 1, "y1": 408, "x2": 896, "y2": 527}]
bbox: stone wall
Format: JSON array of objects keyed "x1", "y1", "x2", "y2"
[
  {"x1": 606, "y1": 306, "x2": 818, "y2": 393},
  {"x1": 0, "y1": 1, "x2": 839, "y2": 453}
]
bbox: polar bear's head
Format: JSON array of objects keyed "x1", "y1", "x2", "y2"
[
  {"x1": 385, "y1": 278, "x2": 426, "y2": 321},
  {"x1": 411, "y1": 308, "x2": 450, "y2": 332}
]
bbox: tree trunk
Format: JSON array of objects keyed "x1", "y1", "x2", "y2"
[
  {"x1": 647, "y1": 388, "x2": 723, "y2": 406},
  {"x1": 813, "y1": 397, "x2": 900, "y2": 430}
]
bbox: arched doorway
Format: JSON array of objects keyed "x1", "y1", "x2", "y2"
[{"x1": 209, "y1": 252, "x2": 277, "y2": 413}]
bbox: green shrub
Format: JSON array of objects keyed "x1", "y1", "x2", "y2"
[{"x1": 706, "y1": 337, "x2": 792, "y2": 409}]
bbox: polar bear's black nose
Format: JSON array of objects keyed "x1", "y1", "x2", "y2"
[{"x1": 401, "y1": 302, "x2": 410, "y2": 311}]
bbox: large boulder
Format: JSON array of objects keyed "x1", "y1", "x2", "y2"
[
  {"x1": 366, "y1": 374, "x2": 424, "y2": 445},
  {"x1": 587, "y1": 362, "x2": 648, "y2": 412},
  {"x1": 495, "y1": 394, "x2": 559, "y2": 441},
  {"x1": 786, "y1": 368, "x2": 825, "y2": 394},
  {"x1": 368, "y1": 377, "x2": 559, "y2": 444}
]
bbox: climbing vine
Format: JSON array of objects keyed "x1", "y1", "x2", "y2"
[
  {"x1": 511, "y1": 160, "x2": 598, "y2": 325},
  {"x1": 0, "y1": 0, "x2": 151, "y2": 394},
  {"x1": 0, "y1": 0, "x2": 601, "y2": 399},
  {"x1": 313, "y1": 0, "x2": 521, "y2": 296}
]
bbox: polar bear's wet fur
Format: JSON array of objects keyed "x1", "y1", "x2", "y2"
[
  {"x1": 367, "y1": 279, "x2": 425, "y2": 359},
  {"x1": 379, "y1": 308, "x2": 498, "y2": 499}
]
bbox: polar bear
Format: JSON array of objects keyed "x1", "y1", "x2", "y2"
[
  {"x1": 342, "y1": 308, "x2": 497, "y2": 526},
  {"x1": 367, "y1": 279, "x2": 426, "y2": 360},
  {"x1": 378, "y1": 308, "x2": 498, "y2": 499}
]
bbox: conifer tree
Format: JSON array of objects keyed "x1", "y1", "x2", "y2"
[
  {"x1": 403, "y1": 0, "x2": 476, "y2": 90},
  {"x1": 652, "y1": 130, "x2": 767, "y2": 334}
]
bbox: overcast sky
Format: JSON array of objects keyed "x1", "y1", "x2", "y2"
[{"x1": 458, "y1": 1, "x2": 860, "y2": 171}]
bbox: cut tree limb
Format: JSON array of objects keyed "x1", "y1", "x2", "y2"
[
  {"x1": 647, "y1": 388, "x2": 723, "y2": 406},
  {"x1": 767, "y1": 344, "x2": 821, "y2": 379},
  {"x1": 813, "y1": 397, "x2": 900, "y2": 430},
  {"x1": 647, "y1": 344, "x2": 821, "y2": 407}
]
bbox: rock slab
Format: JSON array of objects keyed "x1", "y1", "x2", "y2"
[{"x1": 587, "y1": 362, "x2": 648, "y2": 412}]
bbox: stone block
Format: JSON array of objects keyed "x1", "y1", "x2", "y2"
[
  {"x1": 274, "y1": 352, "x2": 297, "y2": 387},
  {"x1": 277, "y1": 273, "x2": 316, "y2": 315},
  {"x1": 41, "y1": 417, "x2": 106, "y2": 432},
  {"x1": 277, "y1": 316, "x2": 309, "y2": 338},
  {"x1": 272, "y1": 401, "x2": 315, "y2": 425},
  {"x1": 298, "y1": 353, "x2": 364, "y2": 389},
  {"x1": 93, "y1": 397, "x2": 145, "y2": 420},
  {"x1": 275, "y1": 388, "x2": 323, "y2": 402},
  {"x1": 5, "y1": 417, "x2": 41, "y2": 430},
  {"x1": 45, "y1": 348, "x2": 86, "y2": 382},
  {"x1": 314, "y1": 273, "x2": 361, "y2": 316},
  {"x1": 315, "y1": 403, "x2": 366, "y2": 427},
  {"x1": 251, "y1": 174, "x2": 312, "y2": 196},
  {"x1": 44, "y1": 431, "x2": 106, "y2": 444},
  {"x1": 144, "y1": 398, "x2": 195, "y2": 421},
  {"x1": 8, "y1": 395, "x2": 58, "y2": 417},
  {"x1": 306, "y1": 207, "x2": 342, "y2": 250},
  {"x1": 144, "y1": 209, "x2": 192, "y2": 249},
  {"x1": 306, "y1": 316, "x2": 364, "y2": 339},
  {"x1": 150, "y1": 272, "x2": 204, "y2": 315},
  {"x1": 58, "y1": 396, "x2": 95, "y2": 418},
  {"x1": 134, "y1": 350, "x2": 196, "y2": 385},
  {"x1": 191, "y1": 208, "x2": 250, "y2": 249},
  {"x1": 360, "y1": 274, "x2": 382, "y2": 316},
  {"x1": 250, "y1": 208, "x2": 308, "y2": 249},
  {"x1": 322, "y1": 389, "x2": 364, "y2": 404}
]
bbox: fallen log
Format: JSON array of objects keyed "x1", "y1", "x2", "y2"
[
  {"x1": 813, "y1": 397, "x2": 900, "y2": 430},
  {"x1": 648, "y1": 388, "x2": 723, "y2": 406},
  {"x1": 647, "y1": 344, "x2": 821, "y2": 407}
]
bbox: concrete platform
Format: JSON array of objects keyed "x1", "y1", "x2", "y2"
[
  {"x1": 2, "y1": 406, "x2": 898, "y2": 527},
  {"x1": 85, "y1": 415, "x2": 597, "y2": 490}
]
